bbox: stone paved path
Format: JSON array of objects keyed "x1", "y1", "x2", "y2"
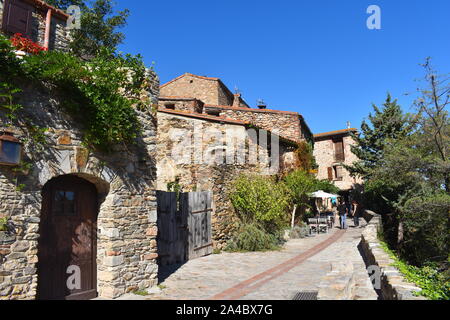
[{"x1": 146, "y1": 221, "x2": 377, "y2": 300}]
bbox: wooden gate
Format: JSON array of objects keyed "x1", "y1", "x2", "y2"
[{"x1": 157, "y1": 191, "x2": 212, "y2": 266}]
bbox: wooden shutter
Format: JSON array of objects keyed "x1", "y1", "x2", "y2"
[
  {"x1": 334, "y1": 139, "x2": 345, "y2": 161},
  {"x1": 327, "y1": 167, "x2": 333, "y2": 181},
  {"x1": 2, "y1": 0, "x2": 33, "y2": 37}
]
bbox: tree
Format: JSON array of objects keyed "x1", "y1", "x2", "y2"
[
  {"x1": 283, "y1": 170, "x2": 316, "y2": 228},
  {"x1": 45, "y1": 0, "x2": 129, "y2": 59},
  {"x1": 229, "y1": 174, "x2": 290, "y2": 234},
  {"x1": 345, "y1": 94, "x2": 412, "y2": 180},
  {"x1": 294, "y1": 141, "x2": 317, "y2": 172},
  {"x1": 413, "y1": 57, "x2": 450, "y2": 193},
  {"x1": 367, "y1": 59, "x2": 449, "y2": 264}
]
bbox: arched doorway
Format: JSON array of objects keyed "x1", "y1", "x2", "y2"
[{"x1": 37, "y1": 175, "x2": 99, "y2": 300}]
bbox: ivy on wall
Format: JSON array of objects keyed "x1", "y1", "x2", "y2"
[{"x1": 0, "y1": 34, "x2": 153, "y2": 152}]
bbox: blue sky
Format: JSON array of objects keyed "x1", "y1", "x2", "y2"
[{"x1": 117, "y1": 0, "x2": 450, "y2": 134}]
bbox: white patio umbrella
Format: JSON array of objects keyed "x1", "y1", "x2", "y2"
[
  {"x1": 308, "y1": 190, "x2": 340, "y2": 215},
  {"x1": 309, "y1": 190, "x2": 339, "y2": 199}
]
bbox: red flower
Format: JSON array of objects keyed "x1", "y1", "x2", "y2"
[{"x1": 10, "y1": 33, "x2": 47, "y2": 55}]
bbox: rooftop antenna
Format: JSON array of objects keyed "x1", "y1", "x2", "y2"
[{"x1": 234, "y1": 85, "x2": 241, "y2": 95}]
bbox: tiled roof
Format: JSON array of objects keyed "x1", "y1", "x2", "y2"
[
  {"x1": 30, "y1": 0, "x2": 69, "y2": 19},
  {"x1": 159, "y1": 96, "x2": 199, "y2": 101},
  {"x1": 314, "y1": 128, "x2": 358, "y2": 138},
  {"x1": 158, "y1": 108, "x2": 300, "y2": 146},
  {"x1": 205, "y1": 104, "x2": 301, "y2": 116},
  {"x1": 158, "y1": 108, "x2": 250, "y2": 126}
]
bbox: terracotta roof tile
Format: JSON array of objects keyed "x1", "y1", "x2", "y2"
[
  {"x1": 157, "y1": 108, "x2": 300, "y2": 146},
  {"x1": 205, "y1": 104, "x2": 301, "y2": 116},
  {"x1": 158, "y1": 108, "x2": 250, "y2": 126},
  {"x1": 159, "y1": 96, "x2": 199, "y2": 101},
  {"x1": 314, "y1": 128, "x2": 358, "y2": 138},
  {"x1": 29, "y1": 0, "x2": 69, "y2": 19}
]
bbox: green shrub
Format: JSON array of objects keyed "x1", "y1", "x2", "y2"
[
  {"x1": 399, "y1": 193, "x2": 450, "y2": 266},
  {"x1": 229, "y1": 174, "x2": 289, "y2": 233},
  {"x1": 289, "y1": 225, "x2": 309, "y2": 239},
  {"x1": 1, "y1": 33, "x2": 151, "y2": 153},
  {"x1": 133, "y1": 290, "x2": 148, "y2": 296},
  {"x1": 225, "y1": 223, "x2": 282, "y2": 252},
  {"x1": 380, "y1": 241, "x2": 450, "y2": 300}
]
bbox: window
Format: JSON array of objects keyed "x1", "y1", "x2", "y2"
[
  {"x1": 53, "y1": 190, "x2": 76, "y2": 216},
  {"x1": 333, "y1": 166, "x2": 344, "y2": 181},
  {"x1": 333, "y1": 138, "x2": 345, "y2": 161},
  {"x1": 165, "y1": 104, "x2": 175, "y2": 110},
  {"x1": 206, "y1": 109, "x2": 220, "y2": 116},
  {"x1": 2, "y1": 0, "x2": 33, "y2": 37}
]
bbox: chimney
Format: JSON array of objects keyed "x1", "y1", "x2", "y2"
[
  {"x1": 233, "y1": 93, "x2": 241, "y2": 108},
  {"x1": 257, "y1": 99, "x2": 267, "y2": 109}
]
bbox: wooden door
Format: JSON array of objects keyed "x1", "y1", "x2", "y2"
[
  {"x1": 38, "y1": 175, "x2": 98, "y2": 300},
  {"x1": 182, "y1": 191, "x2": 213, "y2": 260}
]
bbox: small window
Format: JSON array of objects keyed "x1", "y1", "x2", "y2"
[
  {"x1": 206, "y1": 109, "x2": 220, "y2": 116},
  {"x1": 165, "y1": 104, "x2": 175, "y2": 110},
  {"x1": 2, "y1": 0, "x2": 33, "y2": 37},
  {"x1": 333, "y1": 166, "x2": 344, "y2": 181},
  {"x1": 53, "y1": 190, "x2": 76, "y2": 216}
]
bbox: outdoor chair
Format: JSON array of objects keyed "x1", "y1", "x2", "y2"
[
  {"x1": 307, "y1": 218, "x2": 318, "y2": 235},
  {"x1": 327, "y1": 215, "x2": 334, "y2": 229},
  {"x1": 318, "y1": 218, "x2": 328, "y2": 233}
]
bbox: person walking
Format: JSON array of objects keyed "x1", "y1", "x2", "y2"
[
  {"x1": 352, "y1": 200, "x2": 360, "y2": 227},
  {"x1": 337, "y1": 198, "x2": 348, "y2": 229}
]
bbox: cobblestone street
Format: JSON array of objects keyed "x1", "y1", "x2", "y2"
[{"x1": 145, "y1": 221, "x2": 378, "y2": 300}]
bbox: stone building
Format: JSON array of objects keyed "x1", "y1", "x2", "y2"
[
  {"x1": 157, "y1": 73, "x2": 313, "y2": 247},
  {"x1": 1, "y1": 0, "x2": 71, "y2": 51},
  {"x1": 313, "y1": 128, "x2": 363, "y2": 192},
  {"x1": 159, "y1": 73, "x2": 313, "y2": 144},
  {"x1": 0, "y1": 79, "x2": 160, "y2": 300},
  {"x1": 161, "y1": 73, "x2": 249, "y2": 107},
  {"x1": 0, "y1": 1, "x2": 161, "y2": 300},
  {"x1": 157, "y1": 108, "x2": 298, "y2": 248}
]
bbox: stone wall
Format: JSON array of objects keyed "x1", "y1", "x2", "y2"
[
  {"x1": 318, "y1": 262, "x2": 357, "y2": 300},
  {"x1": 360, "y1": 214, "x2": 427, "y2": 300},
  {"x1": 0, "y1": 0, "x2": 71, "y2": 52},
  {"x1": 156, "y1": 112, "x2": 294, "y2": 248},
  {"x1": 0, "y1": 71, "x2": 160, "y2": 300},
  {"x1": 204, "y1": 105, "x2": 313, "y2": 144},
  {"x1": 313, "y1": 134, "x2": 362, "y2": 190},
  {"x1": 161, "y1": 74, "x2": 233, "y2": 106},
  {"x1": 158, "y1": 97, "x2": 204, "y2": 114}
]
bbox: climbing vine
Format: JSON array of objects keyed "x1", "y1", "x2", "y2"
[{"x1": 0, "y1": 33, "x2": 152, "y2": 152}]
